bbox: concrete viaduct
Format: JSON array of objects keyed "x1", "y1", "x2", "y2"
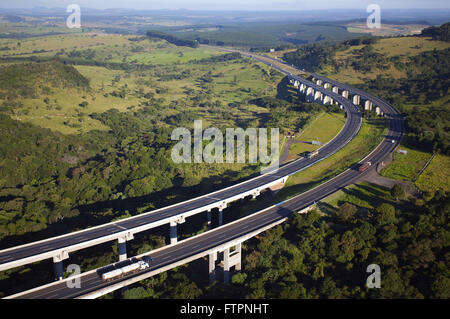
[
  {"x1": 2, "y1": 51, "x2": 403, "y2": 298},
  {"x1": 0, "y1": 72, "x2": 362, "y2": 280}
]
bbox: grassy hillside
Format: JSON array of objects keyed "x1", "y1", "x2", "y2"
[{"x1": 0, "y1": 60, "x2": 89, "y2": 99}]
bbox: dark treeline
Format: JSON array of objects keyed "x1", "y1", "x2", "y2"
[
  {"x1": 283, "y1": 36, "x2": 379, "y2": 72},
  {"x1": 191, "y1": 52, "x2": 241, "y2": 64},
  {"x1": 420, "y1": 22, "x2": 450, "y2": 42},
  {"x1": 249, "y1": 92, "x2": 344, "y2": 134},
  {"x1": 283, "y1": 42, "x2": 337, "y2": 71},
  {"x1": 359, "y1": 48, "x2": 450, "y2": 154},
  {"x1": 146, "y1": 30, "x2": 199, "y2": 48},
  {"x1": 0, "y1": 55, "x2": 155, "y2": 71},
  {"x1": 249, "y1": 44, "x2": 296, "y2": 53}
]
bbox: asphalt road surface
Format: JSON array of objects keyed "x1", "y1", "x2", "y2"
[
  {"x1": 7, "y1": 55, "x2": 403, "y2": 299},
  {"x1": 0, "y1": 68, "x2": 363, "y2": 270}
]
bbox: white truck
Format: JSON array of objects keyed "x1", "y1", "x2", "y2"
[
  {"x1": 307, "y1": 150, "x2": 319, "y2": 159},
  {"x1": 101, "y1": 257, "x2": 151, "y2": 281}
]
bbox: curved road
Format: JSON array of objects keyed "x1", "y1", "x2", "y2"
[
  {"x1": 7, "y1": 54, "x2": 403, "y2": 298},
  {"x1": 0, "y1": 67, "x2": 362, "y2": 271}
]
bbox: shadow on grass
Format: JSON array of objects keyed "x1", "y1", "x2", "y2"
[{"x1": 337, "y1": 182, "x2": 394, "y2": 209}]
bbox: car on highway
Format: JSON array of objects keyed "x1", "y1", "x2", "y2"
[{"x1": 358, "y1": 162, "x2": 372, "y2": 172}]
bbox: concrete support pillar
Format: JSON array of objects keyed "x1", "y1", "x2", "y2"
[
  {"x1": 342, "y1": 90, "x2": 349, "y2": 99},
  {"x1": 207, "y1": 210, "x2": 212, "y2": 229},
  {"x1": 218, "y1": 209, "x2": 223, "y2": 226},
  {"x1": 375, "y1": 106, "x2": 382, "y2": 116},
  {"x1": 118, "y1": 237, "x2": 127, "y2": 261},
  {"x1": 223, "y1": 247, "x2": 230, "y2": 284},
  {"x1": 299, "y1": 83, "x2": 306, "y2": 94},
  {"x1": 314, "y1": 91, "x2": 323, "y2": 103},
  {"x1": 306, "y1": 87, "x2": 314, "y2": 102},
  {"x1": 324, "y1": 83, "x2": 331, "y2": 89},
  {"x1": 353, "y1": 95, "x2": 360, "y2": 105},
  {"x1": 316, "y1": 79, "x2": 322, "y2": 86},
  {"x1": 216, "y1": 203, "x2": 226, "y2": 226},
  {"x1": 234, "y1": 243, "x2": 242, "y2": 271},
  {"x1": 53, "y1": 259, "x2": 64, "y2": 281},
  {"x1": 168, "y1": 216, "x2": 185, "y2": 244},
  {"x1": 209, "y1": 252, "x2": 217, "y2": 284},
  {"x1": 117, "y1": 232, "x2": 134, "y2": 261},
  {"x1": 220, "y1": 243, "x2": 242, "y2": 284},
  {"x1": 365, "y1": 100, "x2": 373, "y2": 111},
  {"x1": 323, "y1": 95, "x2": 333, "y2": 105},
  {"x1": 53, "y1": 250, "x2": 69, "y2": 281},
  {"x1": 170, "y1": 221, "x2": 177, "y2": 245},
  {"x1": 332, "y1": 86, "x2": 339, "y2": 94}
]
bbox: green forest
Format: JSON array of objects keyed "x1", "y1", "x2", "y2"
[
  {"x1": 0, "y1": 18, "x2": 448, "y2": 300},
  {"x1": 118, "y1": 187, "x2": 449, "y2": 299}
]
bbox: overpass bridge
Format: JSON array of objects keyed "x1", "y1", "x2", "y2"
[
  {"x1": 2, "y1": 51, "x2": 403, "y2": 298},
  {"x1": 0, "y1": 70, "x2": 362, "y2": 278}
]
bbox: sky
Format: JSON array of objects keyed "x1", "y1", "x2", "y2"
[{"x1": 1, "y1": 0, "x2": 450, "y2": 11}]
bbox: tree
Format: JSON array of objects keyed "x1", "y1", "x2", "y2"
[
  {"x1": 123, "y1": 287, "x2": 154, "y2": 299},
  {"x1": 231, "y1": 273, "x2": 247, "y2": 285},
  {"x1": 391, "y1": 184, "x2": 405, "y2": 201},
  {"x1": 375, "y1": 203, "x2": 397, "y2": 225},
  {"x1": 431, "y1": 274, "x2": 450, "y2": 298},
  {"x1": 337, "y1": 202, "x2": 357, "y2": 223},
  {"x1": 321, "y1": 277, "x2": 343, "y2": 299}
]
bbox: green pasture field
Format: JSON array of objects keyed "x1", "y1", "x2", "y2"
[
  {"x1": 286, "y1": 112, "x2": 346, "y2": 161},
  {"x1": 324, "y1": 36, "x2": 450, "y2": 83},
  {"x1": 416, "y1": 154, "x2": 450, "y2": 193},
  {"x1": 0, "y1": 33, "x2": 284, "y2": 134},
  {"x1": 275, "y1": 117, "x2": 388, "y2": 202},
  {"x1": 381, "y1": 143, "x2": 431, "y2": 182},
  {"x1": 323, "y1": 181, "x2": 393, "y2": 210}
]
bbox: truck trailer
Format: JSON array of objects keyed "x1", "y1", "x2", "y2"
[
  {"x1": 101, "y1": 257, "x2": 151, "y2": 281},
  {"x1": 307, "y1": 150, "x2": 319, "y2": 159},
  {"x1": 358, "y1": 162, "x2": 372, "y2": 172}
]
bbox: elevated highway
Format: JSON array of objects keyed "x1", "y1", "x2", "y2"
[
  {"x1": 0, "y1": 70, "x2": 362, "y2": 274},
  {"x1": 2, "y1": 49, "x2": 403, "y2": 298},
  {"x1": 8, "y1": 100, "x2": 402, "y2": 298}
]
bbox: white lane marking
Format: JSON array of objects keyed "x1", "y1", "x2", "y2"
[
  {"x1": 206, "y1": 196, "x2": 223, "y2": 201},
  {"x1": 113, "y1": 223, "x2": 128, "y2": 231}
]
